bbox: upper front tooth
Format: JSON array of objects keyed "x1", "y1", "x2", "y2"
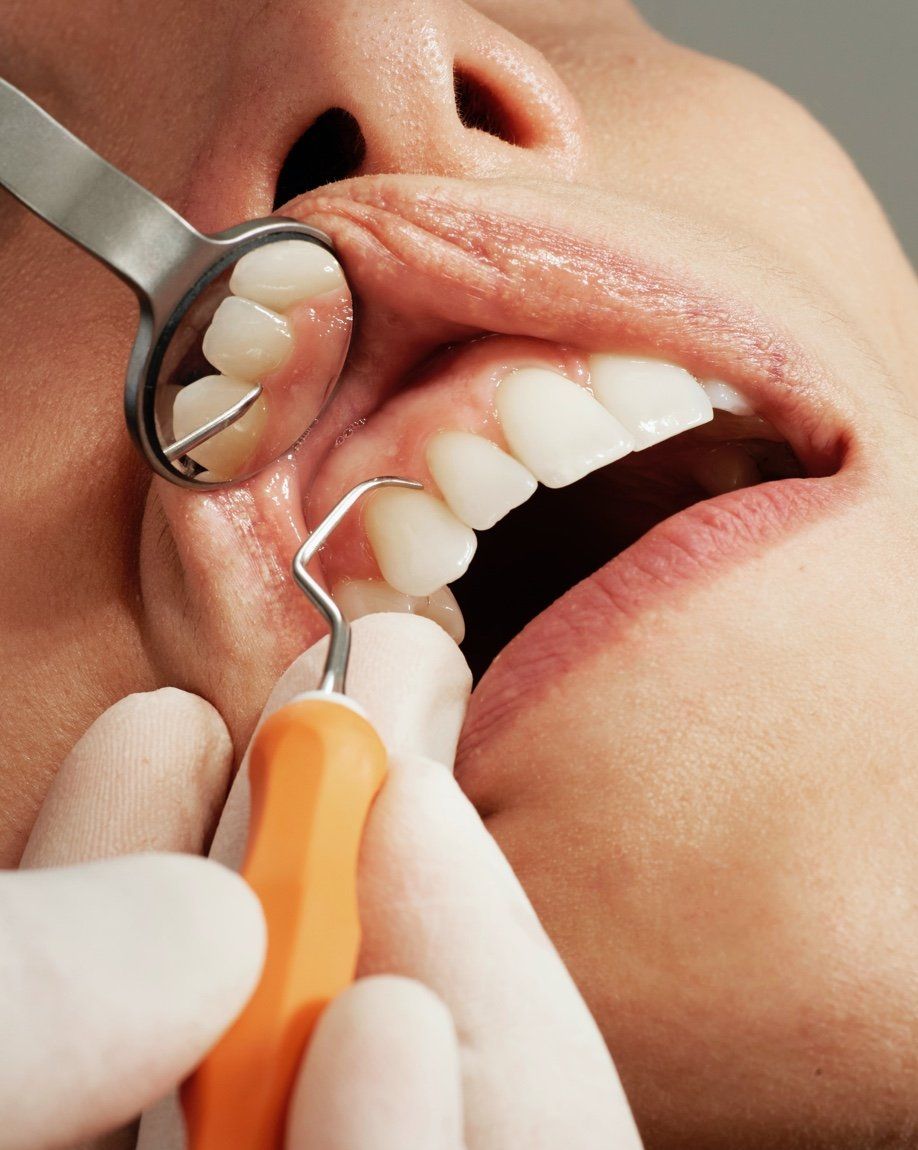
[
  {"x1": 365, "y1": 488, "x2": 477, "y2": 598},
  {"x1": 202, "y1": 296, "x2": 292, "y2": 382},
  {"x1": 172, "y1": 375, "x2": 268, "y2": 478},
  {"x1": 495, "y1": 368, "x2": 634, "y2": 488},
  {"x1": 589, "y1": 355, "x2": 713, "y2": 450},
  {"x1": 700, "y1": 379, "x2": 755, "y2": 416},
  {"x1": 426, "y1": 431, "x2": 537, "y2": 530},
  {"x1": 229, "y1": 240, "x2": 347, "y2": 312}
]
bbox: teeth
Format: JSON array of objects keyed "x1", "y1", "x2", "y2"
[
  {"x1": 692, "y1": 444, "x2": 762, "y2": 496},
  {"x1": 589, "y1": 355, "x2": 713, "y2": 450},
  {"x1": 201, "y1": 296, "x2": 292, "y2": 382},
  {"x1": 495, "y1": 368, "x2": 634, "y2": 488},
  {"x1": 229, "y1": 240, "x2": 346, "y2": 312},
  {"x1": 332, "y1": 580, "x2": 465, "y2": 643},
  {"x1": 700, "y1": 379, "x2": 755, "y2": 417},
  {"x1": 426, "y1": 431, "x2": 537, "y2": 530},
  {"x1": 365, "y1": 488, "x2": 477, "y2": 598},
  {"x1": 171, "y1": 376, "x2": 268, "y2": 479}
]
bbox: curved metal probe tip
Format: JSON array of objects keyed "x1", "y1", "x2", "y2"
[
  {"x1": 292, "y1": 476, "x2": 423, "y2": 695},
  {"x1": 163, "y1": 383, "x2": 263, "y2": 463}
]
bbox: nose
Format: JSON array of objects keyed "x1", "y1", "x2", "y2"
[{"x1": 258, "y1": 0, "x2": 585, "y2": 201}]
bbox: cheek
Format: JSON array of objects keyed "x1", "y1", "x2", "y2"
[{"x1": 464, "y1": 499, "x2": 918, "y2": 1142}]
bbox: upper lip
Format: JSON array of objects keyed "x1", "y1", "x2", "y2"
[{"x1": 285, "y1": 171, "x2": 850, "y2": 486}]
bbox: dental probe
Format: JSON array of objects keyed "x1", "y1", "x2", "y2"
[
  {"x1": 0, "y1": 76, "x2": 349, "y2": 487},
  {"x1": 181, "y1": 475, "x2": 422, "y2": 1150}
]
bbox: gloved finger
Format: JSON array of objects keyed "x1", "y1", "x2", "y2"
[
  {"x1": 208, "y1": 612, "x2": 472, "y2": 871},
  {"x1": 356, "y1": 753, "x2": 643, "y2": 1150},
  {"x1": 0, "y1": 853, "x2": 264, "y2": 1150},
  {"x1": 286, "y1": 976, "x2": 465, "y2": 1150},
  {"x1": 21, "y1": 688, "x2": 233, "y2": 868},
  {"x1": 136, "y1": 612, "x2": 472, "y2": 1150}
]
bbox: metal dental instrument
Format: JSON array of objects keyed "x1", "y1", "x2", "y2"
[
  {"x1": 0, "y1": 76, "x2": 351, "y2": 487},
  {"x1": 182, "y1": 475, "x2": 422, "y2": 1150}
]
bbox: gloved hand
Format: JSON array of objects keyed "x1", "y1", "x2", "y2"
[
  {"x1": 4, "y1": 692, "x2": 266, "y2": 1150},
  {"x1": 12, "y1": 614, "x2": 642, "y2": 1149}
]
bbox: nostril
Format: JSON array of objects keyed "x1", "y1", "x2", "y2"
[
  {"x1": 453, "y1": 66, "x2": 523, "y2": 147},
  {"x1": 273, "y1": 108, "x2": 367, "y2": 208}
]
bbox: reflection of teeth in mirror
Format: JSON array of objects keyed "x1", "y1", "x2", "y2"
[
  {"x1": 229, "y1": 240, "x2": 347, "y2": 312},
  {"x1": 201, "y1": 296, "x2": 292, "y2": 382},
  {"x1": 332, "y1": 579, "x2": 465, "y2": 643},
  {"x1": 172, "y1": 376, "x2": 268, "y2": 479},
  {"x1": 589, "y1": 355, "x2": 713, "y2": 449}
]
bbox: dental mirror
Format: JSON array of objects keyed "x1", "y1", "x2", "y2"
[{"x1": 0, "y1": 76, "x2": 352, "y2": 488}]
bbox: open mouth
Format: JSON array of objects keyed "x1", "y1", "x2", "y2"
[{"x1": 451, "y1": 399, "x2": 803, "y2": 681}]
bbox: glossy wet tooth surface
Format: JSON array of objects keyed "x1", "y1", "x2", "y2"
[
  {"x1": 230, "y1": 240, "x2": 346, "y2": 311},
  {"x1": 589, "y1": 355, "x2": 713, "y2": 449},
  {"x1": 495, "y1": 368, "x2": 634, "y2": 488},
  {"x1": 172, "y1": 376, "x2": 268, "y2": 478},
  {"x1": 365, "y1": 488, "x2": 477, "y2": 598},
  {"x1": 426, "y1": 431, "x2": 537, "y2": 530},
  {"x1": 202, "y1": 296, "x2": 292, "y2": 382},
  {"x1": 701, "y1": 379, "x2": 755, "y2": 416}
]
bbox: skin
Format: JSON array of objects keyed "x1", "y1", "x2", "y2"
[{"x1": 0, "y1": 1, "x2": 916, "y2": 1146}]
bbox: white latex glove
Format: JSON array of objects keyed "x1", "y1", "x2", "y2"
[
  {"x1": 5, "y1": 691, "x2": 266, "y2": 1150},
  {"x1": 15, "y1": 614, "x2": 642, "y2": 1148},
  {"x1": 140, "y1": 613, "x2": 643, "y2": 1150}
]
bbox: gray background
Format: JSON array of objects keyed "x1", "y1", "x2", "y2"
[{"x1": 634, "y1": 0, "x2": 917, "y2": 267}]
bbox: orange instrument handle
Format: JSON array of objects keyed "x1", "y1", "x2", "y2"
[{"x1": 181, "y1": 694, "x2": 387, "y2": 1150}]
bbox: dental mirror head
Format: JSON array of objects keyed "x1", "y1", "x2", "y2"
[{"x1": 0, "y1": 76, "x2": 352, "y2": 488}]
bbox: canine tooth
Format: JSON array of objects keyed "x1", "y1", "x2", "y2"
[
  {"x1": 365, "y1": 488, "x2": 477, "y2": 598},
  {"x1": 495, "y1": 368, "x2": 633, "y2": 488},
  {"x1": 589, "y1": 355, "x2": 713, "y2": 450},
  {"x1": 332, "y1": 580, "x2": 465, "y2": 643},
  {"x1": 171, "y1": 376, "x2": 268, "y2": 478},
  {"x1": 230, "y1": 240, "x2": 346, "y2": 312},
  {"x1": 701, "y1": 379, "x2": 755, "y2": 416},
  {"x1": 692, "y1": 444, "x2": 761, "y2": 496},
  {"x1": 202, "y1": 296, "x2": 292, "y2": 382},
  {"x1": 426, "y1": 431, "x2": 536, "y2": 530}
]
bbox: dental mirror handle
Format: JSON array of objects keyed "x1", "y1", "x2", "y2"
[{"x1": 0, "y1": 76, "x2": 210, "y2": 304}]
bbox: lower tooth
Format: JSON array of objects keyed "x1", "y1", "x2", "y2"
[
  {"x1": 692, "y1": 444, "x2": 761, "y2": 496},
  {"x1": 171, "y1": 376, "x2": 268, "y2": 478},
  {"x1": 495, "y1": 368, "x2": 634, "y2": 488},
  {"x1": 364, "y1": 488, "x2": 477, "y2": 598},
  {"x1": 332, "y1": 580, "x2": 465, "y2": 643}
]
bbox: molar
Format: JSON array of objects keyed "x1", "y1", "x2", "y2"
[
  {"x1": 701, "y1": 379, "x2": 755, "y2": 416},
  {"x1": 332, "y1": 579, "x2": 464, "y2": 643},
  {"x1": 364, "y1": 488, "x2": 477, "y2": 598},
  {"x1": 229, "y1": 240, "x2": 346, "y2": 312},
  {"x1": 201, "y1": 296, "x2": 292, "y2": 382},
  {"x1": 495, "y1": 368, "x2": 634, "y2": 488},
  {"x1": 426, "y1": 431, "x2": 537, "y2": 530},
  {"x1": 171, "y1": 376, "x2": 268, "y2": 478},
  {"x1": 589, "y1": 355, "x2": 713, "y2": 449}
]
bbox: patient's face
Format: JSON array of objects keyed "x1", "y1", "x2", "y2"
[{"x1": 1, "y1": 1, "x2": 916, "y2": 1144}]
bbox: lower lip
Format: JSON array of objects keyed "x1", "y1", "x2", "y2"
[{"x1": 456, "y1": 472, "x2": 848, "y2": 769}]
